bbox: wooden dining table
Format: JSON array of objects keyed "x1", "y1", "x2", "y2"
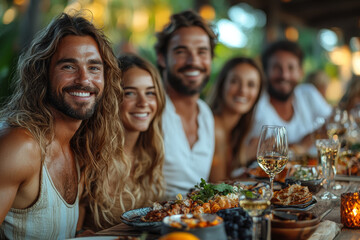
[{"x1": 94, "y1": 179, "x2": 360, "y2": 240}]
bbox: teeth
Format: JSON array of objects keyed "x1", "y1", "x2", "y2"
[
  {"x1": 234, "y1": 97, "x2": 247, "y2": 103},
  {"x1": 184, "y1": 71, "x2": 200, "y2": 76},
  {"x1": 69, "y1": 92, "x2": 90, "y2": 97},
  {"x1": 133, "y1": 113, "x2": 148, "y2": 118}
]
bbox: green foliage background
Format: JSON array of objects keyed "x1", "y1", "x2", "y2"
[{"x1": 0, "y1": 0, "x2": 336, "y2": 107}]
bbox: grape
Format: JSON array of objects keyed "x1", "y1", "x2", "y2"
[{"x1": 216, "y1": 207, "x2": 252, "y2": 240}]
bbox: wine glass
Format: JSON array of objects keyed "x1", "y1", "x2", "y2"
[
  {"x1": 239, "y1": 185, "x2": 272, "y2": 240},
  {"x1": 326, "y1": 107, "x2": 348, "y2": 142},
  {"x1": 257, "y1": 125, "x2": 289, "y2": 196},
  {"x1": 315, "y1": 139, "x2": 340, "y2": 200},
  {"x1": 350, "y1": 105, "x2": 360, "y2": 128}
]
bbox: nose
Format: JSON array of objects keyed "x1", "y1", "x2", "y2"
[
  {"x1": 234, "y1": 81, "x2": 246, "y2": 95},
  {"x1": 75, "y1": 66, "x2": 90, "y2": 84},
  {"x1": 279, "y1": 66, "x2": 291, "y2": 79},
  {"x1": 186, "y1": 51, "x2": 200, "y2": 66},
  {"x1": 136, "y1": 93, "x2": 149, "y2": 107}
]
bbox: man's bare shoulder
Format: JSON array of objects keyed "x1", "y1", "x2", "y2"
[
  {"x1": 0, "y1": 127, "x2": 41, "y2": 175},
  {"x1": 0, "y1": 127, "x2": 42, "y2": 223}
]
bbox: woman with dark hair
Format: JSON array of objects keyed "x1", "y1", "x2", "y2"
[{"x1": 208, "y1": 57, "x2": 263, "y2": 182}]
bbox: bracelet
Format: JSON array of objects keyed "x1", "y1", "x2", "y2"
[{"x1": 75, "y1": 229, "x2": 85, "y2": 236}]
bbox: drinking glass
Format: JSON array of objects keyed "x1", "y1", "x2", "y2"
[
  {"x1": 257, "y1": 125, "x2": 289, "y2": 196},
  {"x1": 350, "y1": 105, "x2": 360, "y2": 128},
  {"x1": 239, "y1": 185, "x2": 272, "y2": 240},
  {"x1": 315, "y1": 139, "x2": 340, "y2": 200},
  {"x1": 326, "y1": 107, "x2": 348, "y2": 142}
]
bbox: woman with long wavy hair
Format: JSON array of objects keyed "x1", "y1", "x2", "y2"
[
  {"x1": 208, "y1": 57, "x2": 263, "y2": 182},
  {"x1": 82, "y1": 54, "x2": 166, "y2": 231}
]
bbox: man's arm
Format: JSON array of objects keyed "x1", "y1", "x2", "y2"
[{"x1": 0, "y1": 127, "x2": 41, "y2": 224}]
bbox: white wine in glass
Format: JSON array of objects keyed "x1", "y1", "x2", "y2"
[
  {"x1": 315, "y1": 139, "x2": 340, "y2": 200},
  {"x1": 239, "y1": 199, "x2": 271, "y2": 217},
  {"x1": 257, "y1": 125, "x2": 289, "y2": 196},
  {"x1": 239, "y1": 186, "x2": 272, "y2": 240}
]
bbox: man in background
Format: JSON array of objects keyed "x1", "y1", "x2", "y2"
[
  {"x1": 155, "y1": 10, "x2": 217, "y2": 198},
  {"x1": 249, "y1": 40, "x2": 332, "y2": 155}
]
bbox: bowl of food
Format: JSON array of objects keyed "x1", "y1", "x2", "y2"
[
  {"x1": 161, "y1": 214, "x2": 227, "y2": 240},
  {"x1": 285, "y1": 165, "x2": 324, "y2": 193},
  {"x1": 271, "y1": 210, "x2": 320, "y2": 240}
]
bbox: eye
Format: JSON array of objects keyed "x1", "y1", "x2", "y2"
[
  {"x1": 248, "y1": 81, "x2": 256, "y2": 88},
  {"x1": 89, "y1": 66, "x2": 100, "y2": 71},
  {"x1": 174, "y1": 49, "x2": 187, "y2": 55},
  {"x1": 229, "y1": 78, "x2": 238, "y2": 84},
  {"x1": 62, "y1": 64, "x2": 75, "y2": 70},
  {"x1": 89, "y1": 65, "x2": 102, "y2": 73},
  {"x1": 146, "y1": 91, "x2": 156, "y2": 97},
  {"x1": 124, "y1": 91, "x2": 136, "y2": 97},
  {"x1": 199, "y1": 49, "x2": 209, "y2": 55}
]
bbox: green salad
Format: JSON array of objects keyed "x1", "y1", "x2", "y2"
[{"x1": 291, "y1": 167, "x2": 318, "y2": 181}]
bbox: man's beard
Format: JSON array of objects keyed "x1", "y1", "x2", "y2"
[
  {"x1": 267, "y1": 82, "x2": 294, "y2": 102},
  {"x1": 166, "y1": 66, "x2": 210, "y2": 96},
  {"x1": 47, "y1": 85, "x2": 101, "y2": 120}
]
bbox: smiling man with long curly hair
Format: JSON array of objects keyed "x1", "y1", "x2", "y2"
[{"x1": 0, "y1": 11, "x2": 125, "y2": 239}]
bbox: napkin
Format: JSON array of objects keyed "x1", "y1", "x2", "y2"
[{"x1": 307, "y1": 220, "x2": 341, "y2": 240}]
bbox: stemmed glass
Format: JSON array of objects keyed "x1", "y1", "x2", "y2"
[
  {"x1": 315, "y1": 139, "x2": 340, "y2": 200},
  {"x1": 326, "y1": 107, "x2": 348, "y2": 142},
  {"x1": 350, "y1": 105, "x2": 360, "y2": 128},
  {"x1": 239, "y1": 185, "x2": 272, "y2": 240},
  {"x1": 257, "y1": 125, "x2": 289, "y2": 196}
]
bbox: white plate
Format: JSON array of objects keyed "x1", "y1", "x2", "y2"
[{"x1": 272, "y1": 196, "x2": 317, "y2": 211}]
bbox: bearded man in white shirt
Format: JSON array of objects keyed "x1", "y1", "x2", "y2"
[
  {"x1": 248, "y1": 40, "x2": 332, "y2": 156},
  {"x1": 154, "y1": 10, "x2": 217, "y2": 199}
]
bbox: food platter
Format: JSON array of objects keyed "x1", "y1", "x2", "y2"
[
  {"x1": 272, "y1": 196, "x2": 317, "y2": 211},
  {"x1": 120, "y1": 207, "x2": 161, "y2": 232}
]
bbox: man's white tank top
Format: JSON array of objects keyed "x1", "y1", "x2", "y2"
[{"x1": 0, "y1": 163, "x2": 79, "y2": 239}]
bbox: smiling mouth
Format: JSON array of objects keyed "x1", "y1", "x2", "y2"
[
  {"x1": 234, "y1": 97, "x2": 248, "y2": 103},
  {"x1": 183, "y1": 70, "x2": 201, "y2": 77},
  {"x1": 132, "y1": 113, "x2": 149, "y2": 118},
  {"x1": 69, "y1": 91, "x2": 91, "y2": 97}
]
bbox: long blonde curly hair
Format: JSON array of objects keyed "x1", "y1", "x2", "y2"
[
  {"x1": 86, "y1": 54, "x2": 166, "y2": 229},
  {"x1": 0, "y1": 11, "x2": 127, "y2": 227}
]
